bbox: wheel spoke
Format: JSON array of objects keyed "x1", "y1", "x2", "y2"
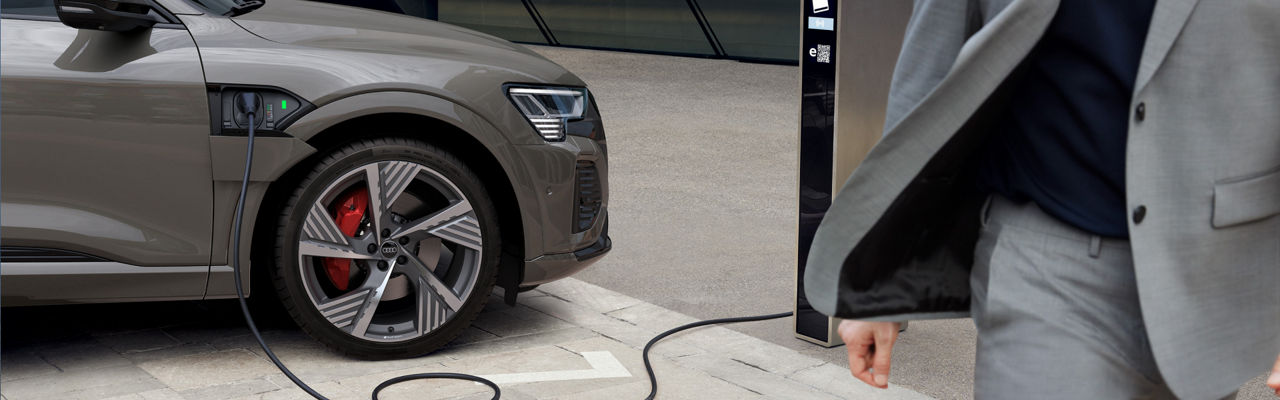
[
  {"x1": 315, "y1": 287, "x2": 371, "y2": 329},
  {"x1": 415, "y1": 273, "x2": 454, "y2": 335},
  {"x1": 303, "y1": 202, "x2": 350, "y2": 246},
  {"x1": 298, "y1": 240, "x2": 377, "y2": 260},
  {"x1": 377, "y1": 161, "x2": 421, "y2": 214},
  {"x1": 347, "y1": 259, "x2": 396, "y2": 337},
  {"x1": 363, "y1": 161, "x2": 423, "y2": 242},
  {"x1": 361, "y1": 164, "x2": 385, "y2": 241},
  {"x1": 390, "y1": 200, "x2": 474, "y2": 242},
  {"x1": 428, "y1": 217, "x2": 483, "y2": 251},
  {"x1": 398, "y1": 256, "x2": 464, "y2": 331}
]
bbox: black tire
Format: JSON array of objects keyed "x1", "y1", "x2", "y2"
[{"x1": 272, "y1": 137, "x2": 500, "y2": 359}]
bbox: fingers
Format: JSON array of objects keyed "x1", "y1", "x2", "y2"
[
  {"x1": 846, "y1": 339, "x2": 876, "y2": 387},
  {"x1": 1267, "y1": 353, "x2": 1280, "y2": 396},
  {"x1": 871, "y1": 324, "x2": 899, "y2": 389},
  {"x1": 840, "y1": 320, "x2": 878, "y2": 387},
  {"x1": 839, "y1": 320, "x2": 900, "y2": 389}
]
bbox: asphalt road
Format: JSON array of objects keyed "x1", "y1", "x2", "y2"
[{"x1": 529, "y1": 45, "x2": 1277, "y2": 400}]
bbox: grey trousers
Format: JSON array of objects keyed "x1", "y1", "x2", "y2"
[{"x1": 970, "y1": 195, "x2": 1233, "y2": 400}]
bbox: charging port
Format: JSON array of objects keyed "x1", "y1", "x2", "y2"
[{"x1": 209, "y1": 85, "x2": 313, "y2": 136}]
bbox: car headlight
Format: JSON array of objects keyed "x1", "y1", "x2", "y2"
[{"x1": 506, "y1": 86, "x2": 588, "y2": 141}]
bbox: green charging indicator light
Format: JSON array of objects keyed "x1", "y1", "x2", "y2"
[{"x1": 281, "y1": 100, "x2": 288, "y2": 110}]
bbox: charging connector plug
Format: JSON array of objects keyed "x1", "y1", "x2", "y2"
[{"x1": 234, "y1": 92, "x2": 263, "y2": 130}]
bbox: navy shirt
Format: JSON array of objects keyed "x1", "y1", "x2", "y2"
[{"x1": 979, "y1": 0, "x2": 1156, "y2": 238}]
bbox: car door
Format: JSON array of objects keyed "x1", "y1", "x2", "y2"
[{"x1": 0, "y1": 2, "x2": 214, "y2": 304}]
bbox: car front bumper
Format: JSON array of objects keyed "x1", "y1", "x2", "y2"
[
  {"x1": 523, "y1": 214, "x2": 610, "y2": 286},
  {"x1": 509, "y1": 105, "x2": 610, "y2": 286}
]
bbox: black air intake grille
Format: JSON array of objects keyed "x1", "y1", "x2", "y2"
[{"x1": 573, "y1": 161, "x2": 602, "y2": 233}]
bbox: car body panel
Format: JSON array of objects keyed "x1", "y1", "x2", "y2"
[
  {"x1": 0, "y1": 20, "x2": 214, "y2": 267},
  {"x1": 206, "y1": 135, "x2": 315, "y2": 268}
]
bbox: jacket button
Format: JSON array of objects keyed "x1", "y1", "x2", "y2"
[
  {"x1": 1132, "y1": 205, "x2": 1147, "y2": 224},
  {"x1": 1135, "y1": 103, "x2": 1146, "y2": 122}
]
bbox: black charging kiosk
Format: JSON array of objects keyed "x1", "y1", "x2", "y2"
[{"x1": 794, "y1": 0, "x2": 913, "y2": 347}]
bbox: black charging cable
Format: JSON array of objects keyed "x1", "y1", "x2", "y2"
[
  {"x1": 228, "y1": 92, "x2": 501, "y2": 400},
  {"x1": 640, "y1": 311, "x2": 793, "y2": 400},
  {"x1": 228, "y1": 93, "x2": 795, "y2": 400},
  {"x1": 229, "y1": 92, "x2": 331, "y2": 399}
]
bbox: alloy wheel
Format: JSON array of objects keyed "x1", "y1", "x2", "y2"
[{"x1": 295, "y1": 160, "x2": 483, "y2": 343}]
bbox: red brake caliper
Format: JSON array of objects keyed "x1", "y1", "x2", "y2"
[{"x1": 323, "y1": 187, "x2": 369, "y2": 291}]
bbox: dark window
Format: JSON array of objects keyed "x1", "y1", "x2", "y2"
[
  {"x1": 532, "y1": 0, "x2": 714, "y2": 55},
  {"x1": 439, "y1": 0, "x2": 547, "y2": 44},
  {"x1": 2, "y1": 0, "x2": 57, "y2": 17},
  {"x1": 318, "y1": 0, "x2": 803, "y2": 63},
  {"x1": 389, "y1": 0, "x2": 435, "y2": 20},
  {"x1": 697, "y1": 0, "x2": 799, "y2": 61}
]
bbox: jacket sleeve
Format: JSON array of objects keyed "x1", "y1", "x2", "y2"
[{"x1": 883, "y1": 0, "x2": 983, "y2": 135}]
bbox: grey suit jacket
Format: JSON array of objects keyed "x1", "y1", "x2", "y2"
[{"x1": 803, "y1": 0, "x2": 1280, "y2": 398}]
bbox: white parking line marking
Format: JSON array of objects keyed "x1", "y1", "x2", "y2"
[{"x1": 477, "y1": 351, "x2": 631, "y2": 385}]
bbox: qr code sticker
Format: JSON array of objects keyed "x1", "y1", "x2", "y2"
[{"x1": 816, "y1": 44, "x2": 831, "y2": 64}]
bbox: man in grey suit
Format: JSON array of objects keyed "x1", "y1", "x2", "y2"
[{"x1": 802, "y1": 0, "x2": 1280, "y2": 398}]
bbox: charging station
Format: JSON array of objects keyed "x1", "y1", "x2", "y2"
[{"x1": 794, "y1": 0, "x2": 913, "y2": 346}]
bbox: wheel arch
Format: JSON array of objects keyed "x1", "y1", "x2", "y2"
[{"x1": 242, "y1": 91, "x2": 538, "y2": 302}]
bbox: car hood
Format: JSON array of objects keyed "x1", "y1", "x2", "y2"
[{"x1": 230, "y1": 0, "x2": 582, "y2": 86}]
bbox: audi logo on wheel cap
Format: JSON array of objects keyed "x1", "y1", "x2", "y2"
[{"x1": 380, "y1": 242, "x2": 398, "y2": 258}]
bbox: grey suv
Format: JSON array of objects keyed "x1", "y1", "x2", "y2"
[{"x1": 0, "y1": 0, "x2": 610, "y2": 358}]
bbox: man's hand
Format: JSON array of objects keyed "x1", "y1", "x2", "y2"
[
  {"x1": 839, "y1": 319, "x2": 901, "y2": 389},
  {"x1": 1267, "y1": 353, "x2": 1279, "y2": 396}
]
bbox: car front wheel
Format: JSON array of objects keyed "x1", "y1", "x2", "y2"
[{"x1": 272, "y1": 137, "x2": 500, "y2": 359}]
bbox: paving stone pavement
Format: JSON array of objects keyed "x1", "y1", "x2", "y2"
[{"x1": 1, "y1": 278, "x2": 933, "y2": 400}]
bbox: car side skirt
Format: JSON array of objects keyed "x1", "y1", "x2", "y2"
[{"x1": 1, "y1": 262, "x2": 226, "y2": 306}]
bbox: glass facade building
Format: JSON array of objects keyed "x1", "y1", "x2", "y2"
[{"x1": 329, "y1": 0, "x2": 801, "y2": 63}]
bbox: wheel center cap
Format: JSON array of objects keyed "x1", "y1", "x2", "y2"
[{"x1": 379, "y1": 242, "x2": 398, "y2": 259}]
